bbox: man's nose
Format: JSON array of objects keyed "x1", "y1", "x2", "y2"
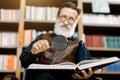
[{"x1": 63, "y1": 19, "x2": 69, "y2": 25}]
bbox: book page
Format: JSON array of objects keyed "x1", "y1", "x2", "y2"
[
  {"x1": 76, "y1": 59, "x2": 100, "y2": 66},
  {"x1": 28, "y1": 63, "x2": 76, "y2": 70},
  {"x1": 76, "y1": 57, "x2": 119, "y2": 70},
  {"x1": 55, "y1": 62, "x2": 75, "y2": 65}
]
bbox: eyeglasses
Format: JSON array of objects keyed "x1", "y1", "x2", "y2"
[{"x1": 58, "y1": 15, "x2": 76, "y2": 24}]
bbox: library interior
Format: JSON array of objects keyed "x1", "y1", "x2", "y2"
[{"x1": 0, "y1": 0, "x2": 120, "y2": 80}]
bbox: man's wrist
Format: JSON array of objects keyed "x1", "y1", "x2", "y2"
[{"x1": 31, "y1": 48, "x2": 35, "y2": 54}]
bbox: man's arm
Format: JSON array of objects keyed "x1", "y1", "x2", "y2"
[
  {"x1": 73, "y1": 40, "x2": 99, "y2": 80},
  {"x1": 19, "y1": 35, "x2": 42, "y2": 68},
  {"x1": 72, "y1": 40, "x2": 93, "y2": 79},
  {"x1": 76, "y1": 40, "x2": 92, "y2": 63}
]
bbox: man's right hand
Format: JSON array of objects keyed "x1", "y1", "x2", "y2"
[{"x1": 31, "y1": 40, "x2": 50, "y2": 54}]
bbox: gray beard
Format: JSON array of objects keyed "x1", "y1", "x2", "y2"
[{"x1": 54, "y1": 20, "x2": 76, "y2": 38}]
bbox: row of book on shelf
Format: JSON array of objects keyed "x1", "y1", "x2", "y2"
[
  {"x1": 82, "y1": 0, "x2": 120, "y2": 3},
  {"x1": 85, "y1": 35, "x2": 120, "y2": 48},
  {"x1": 0, "y1": 6, "x2": 58, "y2": 21},
  {"x1": 25, "y1": 6, "x2": 58, "y2": 21},
  {"x1": 0, "y1": 32, "x2": 17, "y2": 47},
  {"x1": 0, "y1": 9, "x2": 20, "y2": 21},
  {"x1": 1, "y1": 8, "x2": 120, "y2": 26},
  {"x1": 83, "y1": 14, "x2": 120, "y2": 26},
  {"x1": 0, "y1": 54, "x2": 17, "y2": 70},
  {"x1": 0, "y1": 30, "x2": 120, "y2": 48},
  {"x1": 93, "y1": 57, "x2": 120, "y2": 72},
  {"x1": 104, "y1": 60, "x2": 120, "y2": 72},
  {"x1": 0, "y1": 30, "x2": 51, "y2": 47}
]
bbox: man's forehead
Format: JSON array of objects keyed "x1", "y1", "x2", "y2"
[{"x1": 59, "y1": 7, "x2": 78, "y2": 17}]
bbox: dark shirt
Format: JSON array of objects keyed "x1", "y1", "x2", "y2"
[{"x1": 20, "y1": 34, "x2": 91, "y2": 68}]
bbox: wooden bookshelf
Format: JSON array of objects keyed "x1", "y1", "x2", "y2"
[
  {"x1": 0, "y1": 0, "x2": 20, "y2": 9},
  {"x1": 82, "y1": 1, "x2": 120, "y2": 80},
  {"x1": 25, "y1": 20, "x2": 54, "y2": 31},
  {"x1": 0, "y1": 0, "x2": 24, "y2": 80},
  {"x1": 1, "y1": 0, "x2": 120, "y2": 80},
  {"x1": 82, "y1": 0, "x2": 120, "y2": 5},
  {"x1": 83, "y1": 1, "x2": 120, "y2": 14},
  {"x1": 88, "y1": 47, "x2": 120, "y2": 52}
]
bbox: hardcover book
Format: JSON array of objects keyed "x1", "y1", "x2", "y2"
[{"x1": 27, "y1": 56, "x2": 119, "y2": 71}]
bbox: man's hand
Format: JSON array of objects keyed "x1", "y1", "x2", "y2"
[
  {"x1": 31, "y1": 40, "x2": 50, "y2": 54},
  {"x1": 72, "y1": 68, "x2": 94, "y2": 80}
]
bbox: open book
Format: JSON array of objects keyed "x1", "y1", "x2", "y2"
[{"x1": 27, "y1": 56, "x2": 119, "y2": 71}]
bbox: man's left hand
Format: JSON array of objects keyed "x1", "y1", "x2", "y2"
[{"x1": 72, "y1": 68, "x2": 94, "y2": 79}]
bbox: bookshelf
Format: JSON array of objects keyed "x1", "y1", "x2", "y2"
[
  {"x1": 82, "y1": 0, "x2": 120, "y2": 80},
  {"x1": 82, "y1": 1, "x2": 120, "y2": 54},
  {"x1": 1, "y1": 0, "x2": 120, "y2": 80},
  {"x1": 0, "y1": 0, "x2": 25, "y2": 80}
]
